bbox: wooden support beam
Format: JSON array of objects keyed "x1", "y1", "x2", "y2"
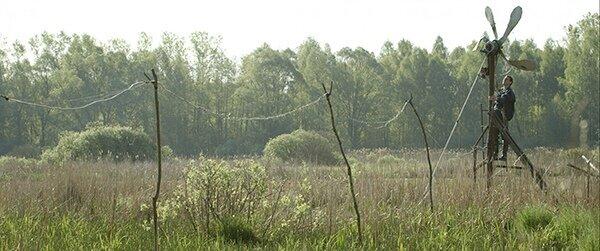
[
  {"x1": 490, "y1": 112, "x2": 546, "y2": 190},
  {"x1": 472, "y1": 126, "x2": 489, "y2": 186},
  {"x1": 485, "y1": 53, "x2": 498, "y2": 191}
]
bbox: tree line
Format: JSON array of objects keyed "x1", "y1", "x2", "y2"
[{"x1": 0, "y1": 13, "x2": 597, "y2": 157}]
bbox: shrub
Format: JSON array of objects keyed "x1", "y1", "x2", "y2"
[
  {"x1": 158, "y1": 157, "x2": 268, "y2": 239},
  {"x1": 158, "y1": 157, "x2": 322, "y2": 241},
  {"x1": 263, "y1": 129, "x2": 339, "y2": 165},
  {"x1": 514, "y1": 205, "x2": 554, "y2": 232},
  {"x1": 40, "y1": 124, "x2": 155, "y2": 164}
]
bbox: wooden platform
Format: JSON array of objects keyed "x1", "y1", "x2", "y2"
[
  {"x1": 493, "y1": 160, "x2": 523, "y2": 169},
  {"x1": 475, "y1": 160, "x2": 524, "y2": 170}
]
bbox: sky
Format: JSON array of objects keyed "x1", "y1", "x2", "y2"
[{"x1": 1, "y1": 0, "x2": 597, "y2": 59}]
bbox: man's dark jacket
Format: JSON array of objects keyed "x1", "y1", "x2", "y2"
[{"x1": 494, "y1": 87, "x2": 516, "y2": 121}]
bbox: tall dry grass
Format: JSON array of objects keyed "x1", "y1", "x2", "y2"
[{"x1": 0, "y1": 148, "x2": 597, "y2": 249}]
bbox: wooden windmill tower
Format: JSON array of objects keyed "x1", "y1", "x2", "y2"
[{"x1": 472, "y1": 6, "x2": 546, "y2": 190}]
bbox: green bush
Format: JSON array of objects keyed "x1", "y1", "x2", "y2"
[
  {"x1": 263, "y1": 129, "x2": 339, "y2": 165},
  {"x1": 158, "y1": 157, "x2": 321, "y2": 241},
  {"x1": 514, "y1": 205, "x2": 554, "y2": 232},
  {"x1": 40, "y1": 124, "x2": 156, "y2": 164}
]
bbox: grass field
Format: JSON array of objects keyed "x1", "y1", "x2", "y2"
[{"x1": 0, "y1": 148, "x2": 598, "y2": 250}]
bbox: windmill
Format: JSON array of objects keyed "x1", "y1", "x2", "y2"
[{"x1": 471, "y1": 6, "x2": 546, "y2": 191}]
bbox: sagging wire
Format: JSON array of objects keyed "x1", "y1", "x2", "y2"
[
  {"x1": 417, "y1": 58, "x2": 487, "y2": 206},
  {"x1": 160, "y1": 85, "x2": 325, "y2": 121},
  {"x1": 350, "y1": 99, "x2": 410, "y2": 129},
  {"x1": 0, "y1": 81, "x2": 149, "y2": 110},
  {"x1": 351, "y1": 100, "x2": 444, "y2": 148}
]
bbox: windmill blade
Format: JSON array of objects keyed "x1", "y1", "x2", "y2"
[
  {"x1": 485, "y1": 7, "x2": 498, "y2": 39},
  {"x1": 499, "y1": 6, "x2": 522, "y2": 44},
  {"x1": 507, "y1": 59, "x2": 536, "y2": 71},
  {"x1": 500, "y1": 51, "x2": 536, "y2": 71}
]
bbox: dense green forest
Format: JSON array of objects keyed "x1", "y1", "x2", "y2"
[{"x1": 0, "y1": 13, "x2": 597, "y2": 157}]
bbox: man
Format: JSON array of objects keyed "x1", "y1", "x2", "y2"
[{"x1": 489, "y1": 75, "x2": 516, "y2": 161}]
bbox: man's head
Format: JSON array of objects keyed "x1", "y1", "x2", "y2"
[{"x1": 503, "y1": 75, "x2": 513, "y2": 88}]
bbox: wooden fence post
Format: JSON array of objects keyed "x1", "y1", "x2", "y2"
[
  {"x1": 321, "y1": 81, "x2": 363, "y2": 243},
  {"x1": 407, "y1": 96, "x2": 434, "y2": 213},
  {"x1": 147, "y1": 69, "x2": 163, "y2": 251}
]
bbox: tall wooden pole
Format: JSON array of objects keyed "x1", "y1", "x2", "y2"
[
  {"x1": 408, "y1": 97, "x2": 434, "y2": 213},
  {"x1": 480, "y1": 103, "x2": 486, "y2": 161},
  {"x1": 150, "y1": 69, "x2": 163, "y2": 251},
  {"x1": 485, "y1": 52, "x2": 498, "y2": 190},
  {"x1": 321, "y1": 81, "x2": 363, "y2": 243}
]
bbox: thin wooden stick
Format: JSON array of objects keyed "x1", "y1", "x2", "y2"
[
  {"x1": 471, "y1": 126, "x2": 489, "y2": 186},
  {"x1": 149, "y1": 69, "x2": 163, "y2": 251},
  {"x1": 582, "y1": 155, "x2": 599, "y2": 173},
  {"x1": 407, "y1": 96, "x2": 434, "y2": 213},
  {"x1": 473, "y1": 147, "x2": 478, "y2": 185},
  {"x1": 321, "y1": 81, "x2": 363, "y2": 243},
  {"x1": 567, "y1": 164, "x2": 599, "y2": 178},
  {"x1": 566, "y1": 163, "x2": 600, "y2": 200}
]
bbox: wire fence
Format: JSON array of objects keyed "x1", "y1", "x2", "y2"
[
  {"x1": 0, "y1": 81, "x2": 149, "y2": 110},
  {"x1": 350, "y1": 100, "x2": 410, "y2": 129},
  {"x1": 0, "y1": 70, "x2": 482, "y2": 168},
  {"x1": 159, "y1": 85, "x2": 325, "y2": 121}
]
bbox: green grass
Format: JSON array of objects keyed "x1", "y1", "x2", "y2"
[
  {"x1": 0, "y1": 206, "x2": 597, "y2": 250},
  {"x1": 0, "y1": 148, "x2": 598, "y2": 250}
]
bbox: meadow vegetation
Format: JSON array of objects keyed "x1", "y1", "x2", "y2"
[
  {"x1": 40, "y1": 124, "x2": 157, "y2": 164},
  {"x1": 263, "y1": 129, "x2": 340, "y2": 165},
  {"x1": 0, "y1": 148, "x2": 597, "y2": 250}
]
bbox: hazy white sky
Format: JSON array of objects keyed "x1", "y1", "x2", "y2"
[{"x1": 1, "y1": 0, "x2": 597, "y2": 59}]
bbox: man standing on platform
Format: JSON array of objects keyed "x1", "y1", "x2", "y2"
[{"x1": 489, "y1": 75, "x2": 516, "y2": 161}]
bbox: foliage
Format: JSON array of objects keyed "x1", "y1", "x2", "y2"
[
  {"x1": 214, "y1": 139, "x2": 260, "y2": 156},
  {"x1": 0, "y1": 149, "x2": 599, "y2": 249},
  {"x1": 263, "y1": 130, "x2": 339, "y2": 165},
  {"x1": 559, "y1": 13, "x2": 599, "y2": 146},
  {"x1": 159, "y1": 157, "x2": 321, "y2": 241},
  {"x1": 40, "y1": 124, "x2": 155, "y2": 164},
  {"x1": 0, "y1": 13, "x2": 597, "y2": 156}
]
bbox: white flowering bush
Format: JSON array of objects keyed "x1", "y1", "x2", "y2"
[{"x1": 159, "y1": 156, "x2": 324, "y2": 242}]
